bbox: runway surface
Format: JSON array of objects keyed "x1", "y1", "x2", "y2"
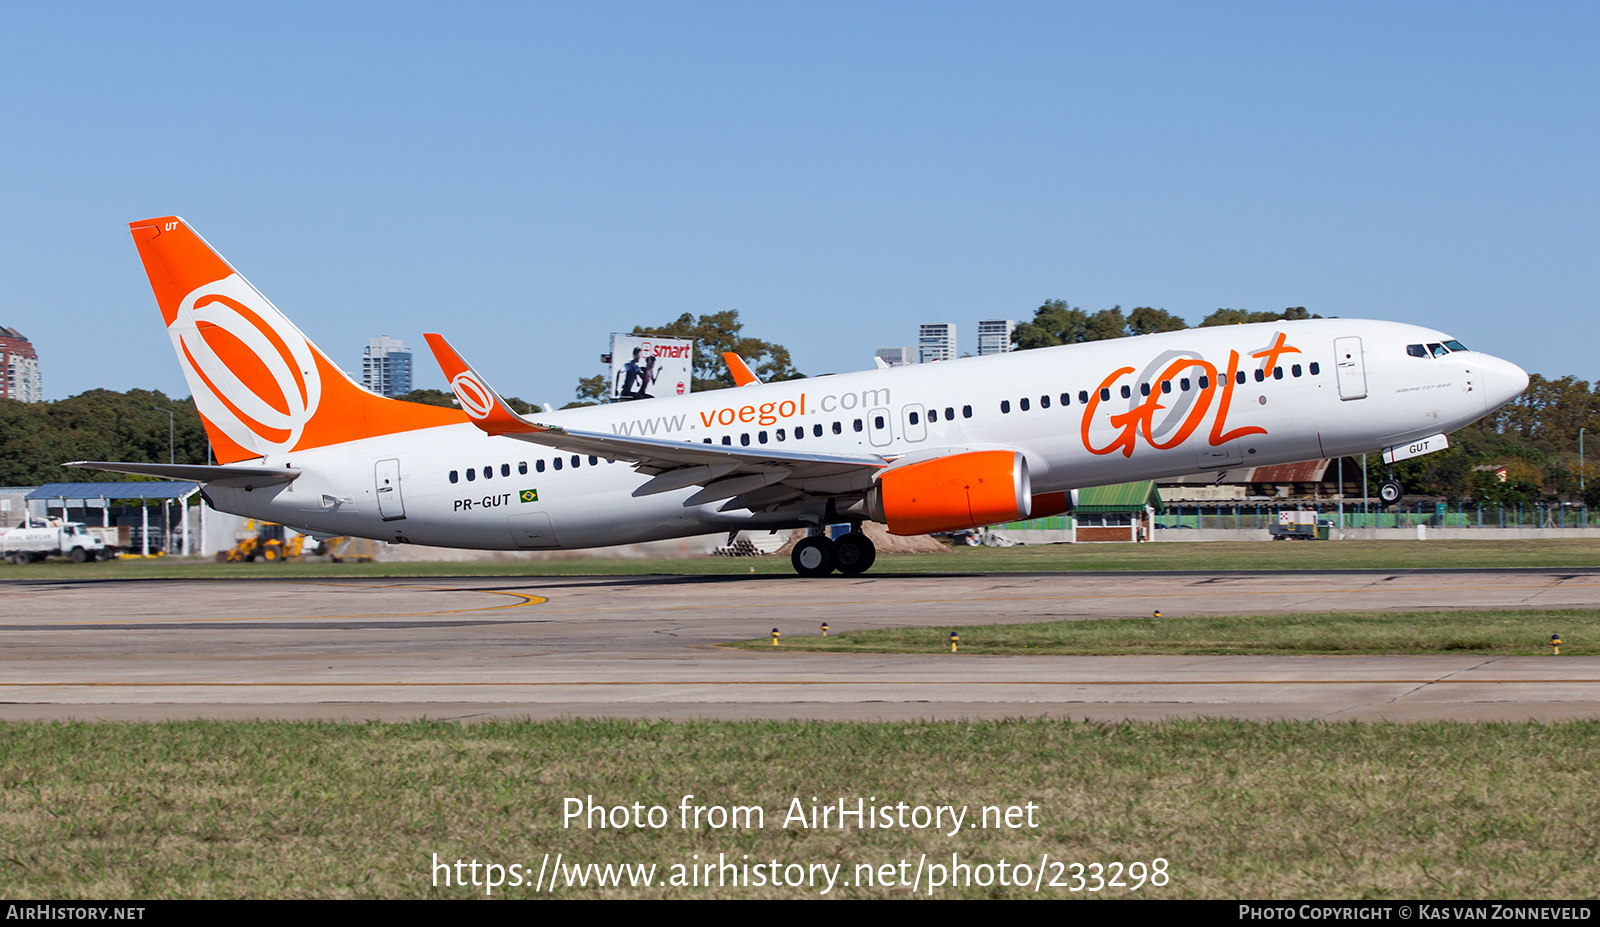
[{"x1": 2, "y1": 568, "x2": 1597, "y2": 722}]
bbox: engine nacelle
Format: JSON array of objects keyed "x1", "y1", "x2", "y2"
[{"x1": 867, "y1": 450, "x2": 1031, "y2": 536}]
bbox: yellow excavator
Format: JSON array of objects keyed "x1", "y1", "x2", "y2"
[{"x1": 224, "y1": 520, "x2": 306, "y2": 563}]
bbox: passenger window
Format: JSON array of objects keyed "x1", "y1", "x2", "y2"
[
  {"x1": 1310, "y1": 362, "x2": 1320, "y2": 375},
  {"x1": 1078, "y1": 391, "x2": 1089, "y2": 404},
  {"x1": 536, "y1": 460, "x2": 545, "y2": 472},
  {"x1": 449, "y1": 470, "x2": 458, "y2": 483},
  {"x1": 814, "y1": 424, "x2": 824, "y2": 437},
  {"x1": 501, "y1": 464, "x2": 510, "y2": 477},
  {"x1": 589, "y1": 456, "x2": 598, "y2": 466},
  {"x1": 1059, "y1": 393, "x2": 1070, "y2": 406},
  {"x1": 483, "y1": 466, "x2": 492, "y2": 479},
  {"x1": 796, "y1": 427, "x2": 805, "y2": 439},
  {"x1": 466, "y1": 468, "x2": 476, "y2": 481},
  {"x1": 776, "y1": 429, "x2": 785, "y2": 442},
  {"x1": 722, "y1": 435, "x2": 732, "y2": 445},
  {"x1": 553, "y1": 458, "x2": 562, "y2": 470},
  {"x1": 703, "y1": 438, "x2": 712, "y2": 444},
  {"x1": 962, "y1": 405, "x2": 972, "y2": 418},
  {"x1": 1235, "y1": 371, "x2": 1246, "y2": 384},
  {"x1": 1001, "y1": 400, "x2": 1011, "y2": 413},
  {"x1": 1291, "y1": 364, "x2": 1302, "y2": 377},
  {"x1": 1161, "y1": 380, "x2": 1172, "y2": 394},
  {"x1": 1139, "y1": 383, "x2": 1150, "y2": 397},
  {"x1": 1181, "y1": 378, "x2": 1190, "y2": 391},
  {"x1": 571, "y1": 455, "x2": 580, "y2": 468},
  {"x1": 518, "y1": 462, "x2": 527, "y2": 475},
  {"x1": 740, "y1": 433, "x2": 750, "y2": 446},
  {"x1": 946, "y1": 406, "x2": 955, "y2": 419},
  {"x1": 1273, "y1": 367, "x2": 1283, "y2": 380},
  {"x1": 853, "y1": 419, "x2": 863, "y2": 432},
  {"x1": 758, "y1": 431, "x2": 768, "y2": 444},
  {"x1": 1020, "y1": 398, "x2": 1030, "y2": 411},
  {"x1": 1120, "y1": 385, "x2": 1131, "y2": 399},
  {"x1": 1040, "y1": 395, "x2": 1050, "y2": 409},
  {"x1": 832, "y1": 421, "x2": 842, "y2": 435},
  {"x1": 1407, "y1": 344, "x2": 1427, "y2": 358},
  {"x1": 909, "y1": 411, "x2": 920, "y2": 425},
  {"x1": 1100, "y1": 388, "x2": 1110, "y2": 402},
  {"x1": 1254, "y1": 369, "x2": 1265, "y2": 382}
]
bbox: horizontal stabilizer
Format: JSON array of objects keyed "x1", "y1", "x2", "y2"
[{"x1": 66, "y1": 461, "x2": 301, "y2": 487}]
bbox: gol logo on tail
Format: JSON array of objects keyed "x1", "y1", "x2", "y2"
[
  {"x1": 450, "y1": 372, "x2": 496, "y2": 419},
  {"x1": 168, "y1": 274, "x2": 322, "y2": 455}
]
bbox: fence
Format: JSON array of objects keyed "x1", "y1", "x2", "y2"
[{"x1": 1001, "y1": 503, "x2": 1597, "y2": 532}]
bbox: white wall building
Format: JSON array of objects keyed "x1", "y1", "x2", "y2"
[
  {"x1": 875, "y1": 346, "x2": 917, "y2": 367},
  {"x1": 976, "y1": 319, "x2": 1016, "y2": 356},
  {"x1": 918, "y1": 323, "x2": 956, "y2": 363}
]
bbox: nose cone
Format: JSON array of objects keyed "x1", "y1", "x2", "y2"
[{"x1": 1478, "y1": 354, "x2": 1530, "y2": 414}]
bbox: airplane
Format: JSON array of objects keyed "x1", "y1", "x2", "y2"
[{"x1": 73, "y1": 216, "x2": 1530, "y2": 577}]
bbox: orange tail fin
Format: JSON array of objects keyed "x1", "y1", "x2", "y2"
[{"x1": 129, "y1": 217, "x2": 465, "y2": 463}]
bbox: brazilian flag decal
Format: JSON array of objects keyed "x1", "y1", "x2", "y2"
[{"x1": 519, "y1": 489, "x2": 539, "y2": 503}]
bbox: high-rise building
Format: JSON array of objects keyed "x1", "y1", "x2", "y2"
[
  {"x1": 362, "y1": 336, "x2": 413, "y2": 397},
  {"x1": 918, "y1": 323, "x2": 956, "y2": 363},
  {"x1": 875, "y1": 346, "x2": 917, "y2": 367},
  {"x1": 0, "y1": 326, "x2": 43, "y2": 403},
  {"x1": 976, "y1": 319, "x2": 1017, "y2": 357}
]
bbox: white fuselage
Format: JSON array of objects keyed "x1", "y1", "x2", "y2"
[{"x1": 202, "y1": 319, "x2": 1526, "y2": 550}]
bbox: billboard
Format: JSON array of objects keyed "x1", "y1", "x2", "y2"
[{"x1": 609, "y1": 334, "x2": 694, "y2": 401}]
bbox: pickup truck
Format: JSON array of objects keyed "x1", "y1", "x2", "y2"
[{"x1": 1, "y1": 520, "x2": 110, "y2": 564}]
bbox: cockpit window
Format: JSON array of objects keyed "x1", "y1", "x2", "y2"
[
  {"x1": 1407, "y1": 344, "x2": 1428, "y2": 358},
  {"x1": 1444, "y1": 340, "x2": 1468, "y2": 352},
  {"x1": 1428, "y1": 343, "x2": 1447, "y2": 358}
]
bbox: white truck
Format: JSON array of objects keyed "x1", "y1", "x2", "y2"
[{"x1": 2, "y1": 519, "x2": 110, "y2": 564}]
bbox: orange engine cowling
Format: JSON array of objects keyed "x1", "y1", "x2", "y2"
[{"x1": 868, "y1": 450, "x2": 1031, "y2": 536}]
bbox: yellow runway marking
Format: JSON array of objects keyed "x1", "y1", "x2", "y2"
[
  {"x1": 521, "y1": 581, "x2": 1600, "y2": 616},
  {"x1": 54, "y1": 585, "x2": 547, "y2": 625},
  {"x1": 7, "y1": 679, "x2": 1598, "y2": 687}
]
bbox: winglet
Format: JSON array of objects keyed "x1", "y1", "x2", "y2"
[
  {"x1": 723, "y1": 352, "x2": 762, "y2": 387},
  {"x1": 424, "y1": 333, "x2": 544, "y2": 435}
]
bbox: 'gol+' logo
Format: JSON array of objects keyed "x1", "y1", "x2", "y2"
[
  {"x1": 449, "y1": 371, "x2": 496, "y2": 420},
  {"x1": 168, "y1": 274, "x2": 322, "y2": 456}
]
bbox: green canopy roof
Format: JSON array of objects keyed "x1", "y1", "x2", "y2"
[{"x1": 1075, "y1": 481, "x2": 1163, "y2": 514}]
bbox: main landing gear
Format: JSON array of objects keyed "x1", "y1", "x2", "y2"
[{"x1": 791, "y1": 527, "x2": 877, "y2": 577}]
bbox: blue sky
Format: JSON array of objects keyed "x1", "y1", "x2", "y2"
[{"x1": 3, "y1": 2, "x2": 1595, "y2": 403}]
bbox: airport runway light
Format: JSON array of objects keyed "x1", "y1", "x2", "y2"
[
  {"x1": 950, "y1": 631, "x2": 959, "y2": 653},
  {"x1": 1552, "y1": 634, "x2": 1562, "y2": 655},
  {"x1": 771, "y1": 628, "x2": 780, "y2": 646},
  {"x1": 820, "y1": 622, "x2": 829, "y2": 637}
]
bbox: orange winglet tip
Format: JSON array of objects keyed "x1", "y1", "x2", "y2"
[
  {"x1": 724, "y1": 352, "x2": 760, "y2": 387},
  {"x1": 423, "y1": 333, "x2": 540, "y2": 434}
]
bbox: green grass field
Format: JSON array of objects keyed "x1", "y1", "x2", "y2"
[
  {"x1": 732, "y1": 608, "x2": 1597, "y2": 656},
  {"x1": 2, "y1": 719, "x2": 1596, "y2": 899},
  {"x1": 5, "y1": 537, "x2": 1600, "y2": 580}
]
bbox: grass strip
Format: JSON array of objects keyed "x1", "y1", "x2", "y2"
[
  {"x1": 731, "y1": 609, "x2": 1600, "y2": 655},
  {"x1": 1, "y1": 719, "x2": 1597, "y2": 898}
]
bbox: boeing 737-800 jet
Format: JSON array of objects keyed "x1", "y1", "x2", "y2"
[{"x1": 74, "y1": 217, "x2": 1530, "y2": 576}]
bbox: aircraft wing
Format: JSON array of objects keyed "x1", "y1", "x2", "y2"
[{"x1": 424, "y1": 334, "x2": 886, "y2": 505}]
